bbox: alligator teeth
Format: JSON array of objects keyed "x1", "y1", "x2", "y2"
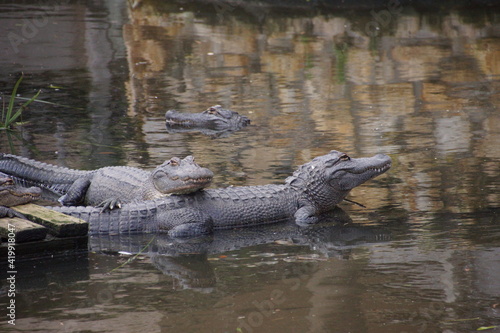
[
  {"x1": 355, "y1": 163, "x2": 391, "y2": 175},
  {"x1": 166, "y1": 119, "x2": 193, "y2": 127},
  {"x1": 188, "y1": 177, "x2": 212, "y2": 183}
]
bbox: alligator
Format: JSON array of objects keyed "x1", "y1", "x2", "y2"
[
  {"x1": 0, "y1": 154, "x2": 213, "y2": 211},
  {"x1": 0, "y1": 176, "x2": 42, "y2": 218},
  {"x1": 165, "y1": 105, "x2": 250, "y2": 137},
  {"x1": 50, "y1": 150, "x2": 391, "y2": 237},
  {"x1": 90, "y1": 208, "x2": 392, "y2": 289},
  {"x1": 91, "y1": 207, "x2": 392, "y2": 257}
]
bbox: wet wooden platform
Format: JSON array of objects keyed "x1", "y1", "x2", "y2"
[{"x1": 0, "y1": 204, "x2": 88, "y2": 259}]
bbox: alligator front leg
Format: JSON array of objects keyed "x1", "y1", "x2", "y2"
[
  {"x1": 58, "y1": 178, "x2": 91, "y2": 206},
  {"x1": 294, "y1": 205, "x2": 319, "y2": 225},
  {"x1": 60, "y1": 179, "x2": 123, "y2": 212},
  {"x1": 158, "y1": 207, "x2": 213, "y2": 237}
]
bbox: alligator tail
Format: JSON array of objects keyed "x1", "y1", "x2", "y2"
[
  {"x1": 51, "y1": 202, "x2": 158, "y2": 234},
  {"x1": 51, "y1": 200, "x2": 212, "y2": 236},
  {"x1": 0, "y1": 153, "x2": 89, "y2": 194}
]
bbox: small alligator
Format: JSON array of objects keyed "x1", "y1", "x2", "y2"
[
  {"x1": 50, "y1": 150, "x2": 391, "y2": 236},
  {"x1": 0, "y1": 177, "x2": 41, "y2": 218},
  {"x1": 165, "y1": 105, "x2": 250, "y2": 137},
  {"x1": 0, "y1": 154, "x2": 213, "y2": 211}
]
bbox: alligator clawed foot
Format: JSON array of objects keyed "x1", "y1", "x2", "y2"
[{"x1": 97, "y1": 198, "x2": 122, "y2": 212}]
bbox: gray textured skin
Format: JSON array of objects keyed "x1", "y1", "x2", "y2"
[
  {"x1": 91, "y1": 209, "x2": 392, "y2": 290},
  {"x1": 90, "y1": 208, "x2": 392, "y2": 257},
  {"x1": 165, "y1": 105, "x2": 250, "y2": 137},
  {"x1": 0, "y1": 177, "x2": 41, "y2": 218},
  {"x1": 50, "y1": 150, "x2": 392, "y2": 237},
  {"x1": 0, "y1": 154, "x2": 213, "y2": 210}
]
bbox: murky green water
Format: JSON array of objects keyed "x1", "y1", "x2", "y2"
[{"x1": 1, "y1": 0, "x2": 500, "y2": 332}]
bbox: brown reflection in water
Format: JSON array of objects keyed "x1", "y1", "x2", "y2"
[{"x1": 123, "y1": 2, "x2": 500, "y2": 214}]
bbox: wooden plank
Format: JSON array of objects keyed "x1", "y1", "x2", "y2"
[
  {"x1": 0, "y1": 217, "x2": 48, "y2": 243},
  {"x1": 12, "y1": 204, "x2": 88, "y2": 237},
  {"x1": 0, "y1": 235, "x2": 88, "y2": 259}
]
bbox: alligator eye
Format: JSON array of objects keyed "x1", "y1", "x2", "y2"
[
  {"x1": 340, "y1": 154, "x2": 350, "y2": 161},
  {"x1": 168, "y1": 157, "x2": 180, "y2": 166},
  {"x1": 207, "y1": 105, "x2": 222, "y2": 115}
]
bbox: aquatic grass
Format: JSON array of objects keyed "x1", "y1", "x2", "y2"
[
  {"x1": 477, "y1": 326, "x2": 498, "y2": 331},
  {"x1": 1, "y1": 74, "x2": 40, "y2": 129},
  {"x1": 3, "y1": 129, "x2": 18, "y2": 154},
  {"x1": 1, "y1": 75, "x2": 84, "y2": 130},
  {"x1": 15, "y1": 95, "x2": 85, "y2": 110}
]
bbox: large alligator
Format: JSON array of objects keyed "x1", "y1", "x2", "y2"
[
  {"x1": 91, "y1": 208, "x2": 391, "y2": 258},
  {"x1": 90, "y1": 209, "x2": 391, "y2": 289},
  {"x1": 50, "y1": 150, "x2": 391, "y2": 236},
  {"x1": 0, "y1": 177, "x2": 42, "y2": 218},
  {"x1": 165, "y1": 105, "x2": 250, "y2": 137},
  {"x1": 0, "y1": 154, "x2": 213, "y2": 211}
]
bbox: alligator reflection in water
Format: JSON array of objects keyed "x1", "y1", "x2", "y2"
[{"x1": 89, "y1": 208, "x2": 391, "y2": 291}]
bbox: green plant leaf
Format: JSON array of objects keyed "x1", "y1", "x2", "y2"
[
  {"x1": 6, "y1": 89, "x2": 41, "y2": 127},
  {"x1": 6, "y1": 74, "x2": 24, "y2": 122},
  {"x1": 15, "y1": 96, "x2": 84, "y2": 110}
]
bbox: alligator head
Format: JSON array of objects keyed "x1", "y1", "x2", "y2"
[
  {"x1": 151, "y1": 156, "x2": 214, "y2": 195},
  {"x1": 165, "y1": 105, "x2": 250, "y2": 137},
  {"x1": 0, "y1": 176, "x2": 42, "y2": 207},
  {"x1": 286, "y1": 150, "x2": 391, "y2": 212}
]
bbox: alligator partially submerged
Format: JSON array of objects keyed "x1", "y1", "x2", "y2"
[
  {"x1": 0, "y1": 154, "x2": 213, "y2": 211},
  {"x1": 91, "y1": 208, "x2": 392, "y2": 258},
  {"x1": 90, "y1": 209, "x2": 392, "y2": 288},
  {"x1": 165, "y1": 105, "x2": 250, "y2": 137},
  {"x1": 51, "y1": 150, "x2": 391, "y2": 237},
  {"x1": 0, "y1": 177, "x2": 42, "y2": 218}
]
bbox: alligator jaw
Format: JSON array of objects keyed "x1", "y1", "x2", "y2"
[
  {"x1": 166, "y1": 177, "x2": 213, "y2": 194},
  {"x1": 335, "y1": 154, "x2": 392, "y2": 191},
  {"x1": 0, "y1": 186, "x2": 42, "y2": 206},
  {"x1": 350, "y1": 160, "x2": 392, "y2": 175},
  {"x1": 165, "y1": 118, "x2": 198, "y2": 128},
  {"x1": 165, "y1": 111, "x2": 229, "y2": 127}
]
